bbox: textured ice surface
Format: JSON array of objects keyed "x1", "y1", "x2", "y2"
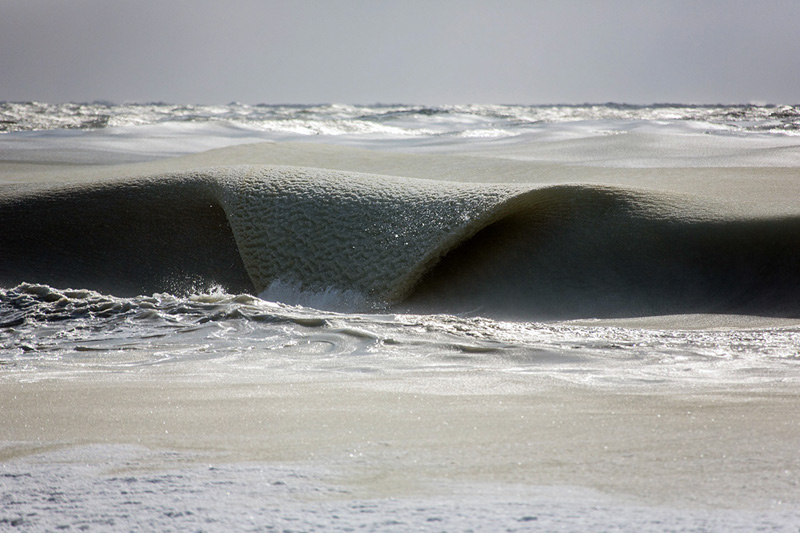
[{"x1": 2, "y1": 445, "x2": 799, "y2": 532}]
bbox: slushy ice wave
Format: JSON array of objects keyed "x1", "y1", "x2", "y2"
[{"x1": 2, "y1": 165, "x2": 799, "y2": 318}]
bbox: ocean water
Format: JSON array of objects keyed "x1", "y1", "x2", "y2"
[
  {"x1": 2, "y1": 102, "x2": 799, "y2": 386},
  {"x1": 2, "y1": 103, "x2": 800, "y2": 530}
]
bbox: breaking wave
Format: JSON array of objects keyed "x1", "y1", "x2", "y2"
[{"x1": 1, "y1": 165, "x2": 799, "y2": 320}]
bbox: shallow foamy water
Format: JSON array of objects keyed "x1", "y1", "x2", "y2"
[{"x1": 2, "y1": 284, "x2": 799, "y2": 390}]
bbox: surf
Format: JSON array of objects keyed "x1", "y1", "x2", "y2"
[{"x1": 2, "y1": 164, "x2": 799, "y2": 320}]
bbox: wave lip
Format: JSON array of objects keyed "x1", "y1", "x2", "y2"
[{"x1": 2, "y1": 164, "x2": 800, "y2": 320}]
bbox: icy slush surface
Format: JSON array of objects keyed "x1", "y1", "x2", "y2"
[{"x1": 2, "y1": 444, "x2": 798, "y2": 532}]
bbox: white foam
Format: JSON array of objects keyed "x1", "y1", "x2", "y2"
[{"x1": 258, "y1": 279, "x2": 370, "y2": 313}]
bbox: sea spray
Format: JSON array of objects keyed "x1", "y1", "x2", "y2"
[{"x1": 258, "y1": 279, "x2": 370, "y2": 313}]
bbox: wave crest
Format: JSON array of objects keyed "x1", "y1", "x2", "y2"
[{"x1": 2, "y1": 165, "x2": 800, "y2": 320}]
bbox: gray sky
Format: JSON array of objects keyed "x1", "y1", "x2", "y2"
[{"x1": 2, "y1": 0, "x2": 799, "y2": 105}]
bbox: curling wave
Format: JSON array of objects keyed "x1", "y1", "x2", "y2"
[{"x1": 1, "y1": 165, "x2": 799, "y2": 319}]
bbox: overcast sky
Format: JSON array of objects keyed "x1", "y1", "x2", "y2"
[{"x1": 2, "y1": 0, "x2": 799, "y2": 105}]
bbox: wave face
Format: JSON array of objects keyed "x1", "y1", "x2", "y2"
[
  {"x1": 2, "y1": 165, "x2": 800, "y2": 320},
  {"x1": 0, "y1": 174, "x2": 255, "y2": 297}
]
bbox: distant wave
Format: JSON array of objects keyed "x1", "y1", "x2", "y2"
[
  {"x1": 3, "y1": 102, "x2": 800, "y2": 136},
  {"x1": 2, "y1": 165, "x2": 799, "y2": 320}
]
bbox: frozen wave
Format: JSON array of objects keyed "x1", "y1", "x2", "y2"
[{"x1": 3, "y1": 165, "x2": 800, "y2": 319}]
